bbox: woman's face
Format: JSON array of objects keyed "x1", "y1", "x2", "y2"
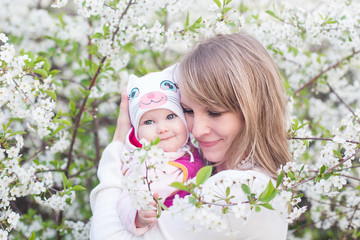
[{"x1": 180, "y1": 92, "x2": 244, "y2": 171}]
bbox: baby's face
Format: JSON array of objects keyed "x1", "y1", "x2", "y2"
[{"x1": 138, "y1": 109, "x2": 187, "y2": 152}]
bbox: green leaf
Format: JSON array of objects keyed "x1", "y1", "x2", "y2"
[
  {"x1": 276, "y1": 171, "x2": 284, "y2": 188},
  {"x1": 62, "y1": 173, "x2": 68, "y2": 189},
  {"x1": 194, "y1": 16, "x2": 202, "y2": 25},
  {"x1": 259, "y1": 180, "x2": 276, "y2": 202},
  {"x1": 260, "y1": 191, "x2": 277, "y2": 203},
  {"x1": 213, "y1": 0, "x2": 221, "y2": 8},
  {"x1": 170, "y1": 182, "x2": 189, "y2": 192},
  {"x1": 123, "y1": 43, "x2": 137, "y2": 56},
  {"x1": 69, "y1": 100, "x2": 76, "y2": 112},
  {"x1": 287, "y1": 171, "x2": 296, "y2": 180},
  {"x1": 28, "y1": 231, "x2": 36, "y2": 240},
  {"x1": 33, "y1": 69, "x2": 48, "y2": 77},
  {"x1": 223, "y1": 7, "x2": 232, "y2": 14},
  {"x1": 9, "y1": 131, "x2": 26, "y2": 137},
  {"x1": 189, "y1": 196, "x2": 197, "y2": 204},
  {"x1": 255, "y1": 205, "x2": 261, "y2": 212},
  {"x1": 71, "y1": 185, "x2": 86, "y2": 191},
  {"x1": 55, "y1": 109, "x2": 62, "y2": 119},
  {"x1": 299, "y1": 165, "x2": 305, "y2": 176},
  {"x1": 356, "y1": 185, "x2": 360, "y2": 190},
  {"x1": 43, "y1": 61, "x2": 51, "y2": 72},
  {"x1": 49, "y1": 69, "x2": 60, "y2": 76},
  {"x1": 68, "y1": 178, "x2": 73, "y2": 188},
  {"x1": 241, "y1": 184, "x2": 251, "y2": 195},
  {"x1": 185, "y1": 12, "x2": 190, "y2": 27},
  {"x1": 151, "y1": 137, "x2": 160, "y2": 146},
  {"x1": 324, "y1": 173, "x2": 331, "y2": 180},
  {"x1": 196, "y1": 166, "x2": 212, "y2": 186},
  {"x1": 294, "y1": 193, "x2": 303, "y2": 198},
  {"x1": 265, "y1": 10, "x2": 277, "y2": 19},
  {"x1": 226, "y1": 186, "x2": 230, "y2": 197},
  {"x1": 91, "y1": 32, "x2": 103, "y2": 39},
  {"x1": 45, "y1": 90, "x2": 57, "y2": 101},
  {"x1": 51, "y1": 125, "x2": 66, "y2": 136},
  {"x1": 34, "y1": 57, "x2": 46, "y2": 64},
  {"x1": 157, "y1": 202, "x2": 162, "y2": 218},
  {"x1": 320, "y1": 165, "x2": 326, "y2": 174},
  {"x1": 260, "y1": 203, "x2": 275, "y2": 210},
  {"x1": 53, "y1": 118, "x2": 72, "y2": 126}
]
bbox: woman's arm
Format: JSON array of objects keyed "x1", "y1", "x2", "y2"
[
  {"x1": 89, "y1": 141, "x2": 129, "y2": 240},
  {"x1": 89, "y1": 92, "x2": 135, "y2": 240}
]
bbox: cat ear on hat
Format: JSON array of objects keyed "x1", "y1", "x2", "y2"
[
  {"x1": 162, "y1": 63, "x2": 180, "y2": 85},
  {"x1": 127, "y1": 74, "x2": 139, "y2": 92}
]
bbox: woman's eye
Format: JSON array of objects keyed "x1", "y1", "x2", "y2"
[
  {"x1": 144, "y1": 120, "x2": 154, "y2": 125},
  {"x1": 167, "y1": 113, "x2": 176, "y2": 120},
  {"x1": 182, "y1": 107, "x2": 194, "y2": 115},
  {"x1": 208, "y1": 111, "x2": 222, "y2": 117}
]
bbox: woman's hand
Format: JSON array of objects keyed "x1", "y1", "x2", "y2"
[{"x1": 113, "y1": 92, "x2": 131, "y2": 143}]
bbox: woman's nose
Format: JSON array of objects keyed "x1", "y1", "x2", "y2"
[{"x1": 191, "y1": 114, "x2": 210, "y2": 138}]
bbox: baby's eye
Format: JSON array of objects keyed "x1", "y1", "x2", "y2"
[
  {"x1": 167, "y1": 113, "x2": 177, "y2": 120},
  {"x1": 144, "y1": 120, "x2": 154, "y2": 125},
  {"x1": 160, "y1": 80, "x2": 178, "y2": 92},
  {"x1": 128, "y1": 88, "x2": 140, "y2": 102}
]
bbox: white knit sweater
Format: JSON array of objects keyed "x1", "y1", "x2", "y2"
[{"x1": 89, "y1": 141, "x2": 288, "y2": 240}]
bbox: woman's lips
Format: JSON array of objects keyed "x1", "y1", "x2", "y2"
[{"x1": 198, "y1": 140, "x2": 220, "y2": 148}]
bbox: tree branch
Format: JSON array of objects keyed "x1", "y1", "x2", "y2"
[
  {"x1": 65, "y1": 0, "x2": 134, "y2": 177},
  {"x1": 294, "y1": 49, "x2": 360, "y2": 96}
]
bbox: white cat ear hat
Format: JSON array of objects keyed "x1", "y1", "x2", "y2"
[{"x1": 127, "y1": 64, "x2": 189, "y2": 147}]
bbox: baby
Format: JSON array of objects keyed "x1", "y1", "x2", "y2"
[{"x1": 118, "y1": 65, "x2": 204, "y2": 236}]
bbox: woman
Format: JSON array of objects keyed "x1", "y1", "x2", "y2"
[{"x1": 90, "y1": 31, "x2": 291, "y2": 239}]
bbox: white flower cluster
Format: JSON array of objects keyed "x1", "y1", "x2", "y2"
[
  {"x1": 0, "y1": 134, "x2": 55, "y2": 233},
  {"x1": 170, "y1": 173, "x2": 296, "y2": 233},
  {"x1": 0, "y1": 36, "x2": 58, "y2": 138},
  {"x1": 0, "y1": 210, "x2": 20, "y2": 238},
  {"x1": 34, "y1": 191, "x2": 75, "y2": 212},
  {"x1": 64, "y1": 220, "x2": 90, "y2": 240},
  {"x1": 74, "y1": 0, "x2": 105, "y2": 18},
  {"x1": 121, "y1": 139, "x2": 169, "y2": 210},
  {"x1": 171, "y1": 195, "x2": 228, "y2": 232},
  {"x1": 51, "y1": 0, "x2": 68, "y2": 8}
]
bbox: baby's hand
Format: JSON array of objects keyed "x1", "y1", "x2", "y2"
[{"x1": 135, "y1": 199, "x2": 158, "y2": 228}]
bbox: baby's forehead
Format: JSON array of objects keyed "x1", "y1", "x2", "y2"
[{"x1": 139, "y1": 108, "x2": 174, "y2": 118}]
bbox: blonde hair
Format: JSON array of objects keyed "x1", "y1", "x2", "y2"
[{"x1": 178, "y1": 31, "x2": 291, "y2": 177}]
